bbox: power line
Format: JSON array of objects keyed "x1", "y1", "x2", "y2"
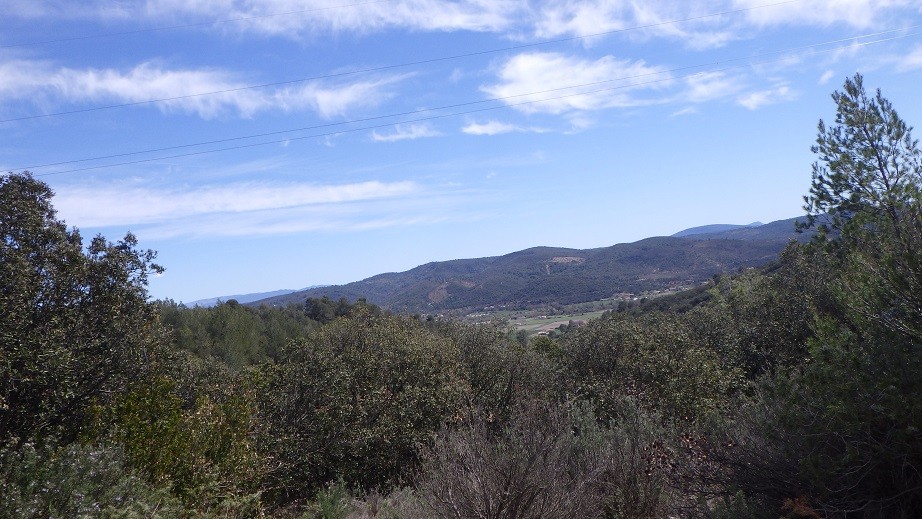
[
  {"x1": 19, "y1": 67, "x2": 687, "y2": 170},
  {"x1": 27, "y1": 29, "x2": 922, "y2": 177},
  {"x1": 1, "y1": 0, "x2": 393, "y2": 48},
  {"x1": 0, "y1": 0, "x2": 802, "y2": 124},
  {"x1": 31, "y1": 76, "x2": 681, "y2": 176}
]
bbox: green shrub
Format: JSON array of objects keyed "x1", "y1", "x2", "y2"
[{"x1": 0, "y1": 440, "x2": 181, "y2": 518}]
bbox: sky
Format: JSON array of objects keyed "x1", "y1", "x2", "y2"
[{"x1": 3, "y1": 0, "x2": 922, "y2": 303}]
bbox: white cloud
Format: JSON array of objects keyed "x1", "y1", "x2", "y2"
[
  {"x1": 624, "y1": 1, "x2": 737, "y2": 49},
  {"x1": 735, "y1": 0, "x2": 912, "y2": 29},
  {"x1": 0, "y1": 59, "x2": 405, "y2": 119},
  {"x1": 819, "y1": 69, "x2": 836, "y2": 84},
  {"x1": 140, "y1": 205, "x2": 444, "y2": 239},
  {"x1": 54, "y1": 180, "x2": 419, "y2": 228},
  {"x1": 12, "y1": 0, "x2": 920, "y2": 48},
  {"x1": 532, "y1": 0, "x2": 737, "y2": 50},
  {"x1": 683, "y1": 71, "x2": 744, "y2": 103},
  {"x1": 671, "y1": 106, "x2": 698, "y2": 117},
  {"x1": 461, "y1": 120, "x2": 547, "y2": 135},
  {"x1": 287, "y1": 75, "x2": 408, "y2": 119},
  {"x1": 482, "y1": 52, "x2": 671, "y2": 115},
  {"x1": 140, "y1": 0, "x2": 524, "y2": 37},
  {"x1": 7, "y1": 0, "x2": 524, "y2": 34},
  {"x1": 896, "y1": 45, "x2": 922, "y2": 71},
  {"x1": 52, "y1": 178, "x2": 471, "y2": 239},
  {"x1": 463, "y1": 120, "x2": 518, "y2": 135},
  {"x1": 371, "y1": 123, "x2": 440, "y2": 142},
  {"x1": 737, "y1": 84, "x2": 795, "y2": 109},
  {"x1": 565, "y1": 113, "x2": 596, "y2": 133},
  {"x1": 528, "y1": 0, "x2": 918, "y2": 52},
  {"x1": 532, "y1": 0, "x2": 630, "y2": 40}
]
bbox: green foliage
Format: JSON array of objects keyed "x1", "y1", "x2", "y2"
[
  {"x1": 701, "y1": 245, "x2": 829, "y2": 378},
  {"x1": 428, "y1": 319, "x2": 560, "y2": 422},
  {"x1": 715, "y1": 74, "x2": 922, "y2": 518},
  {"x1": 0, "y1": 439, "x2": 182, "y2": 518},
  {"x1": 563, "y1": 311, "x2": 744, "y2": 423},
  {"x1": 716, "y1": 327, "x2": 922, "y2": 517},
  {"x1": 0, "y1": 172, "x2": 163, "y2": 446},
  {"x1": 95, "y1": 373, "x2": 263, "y2": 502},
  {"x1": 792, "y1": 75, "x2": 922, "y2": 517},
  {"x1": 804, "y1": 73, "x2": 921, "y2": 240},
  {"x1": 258, "y1": 311, "x2": 465, "y2": 504},
  {"x1": 304, "y1": 481, "x2": 354, "y2": 519},
  {"x1": 625, "y1": 282, "x2": 713, "y2": 315},
  {"x1": 304, "y1": 296, "x2": 382, "y2": 324},
  {"x1": 159, "y1": 299, "x2": 320, "y2": 368},
  {"x1": 418, "y1": 401, "x2": 601, "y2": 519}
]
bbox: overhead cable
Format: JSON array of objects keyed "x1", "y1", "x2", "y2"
[
  {"x1": 1, "y1": 0, "x2": 802, "y2": 123},
  {"x1": 27, "y1": 29, "x2": 921, "y2": 177}
]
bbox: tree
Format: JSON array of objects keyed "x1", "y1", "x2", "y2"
[
  {"x1": 803, "y1": 73, "x2": 921, "y2": 239},
  {"x1": 722, "y1": 76, "x2": 922, "y2": 518},
  {"x1": 803, "y1": 73, "x2": 922, "y2": 342},
  {"x1": 0, "y1": 172, "x2": 163, "y2": 446},
  {"x1": 258, "y1": 311, "x2": 464, "y2": 504}
]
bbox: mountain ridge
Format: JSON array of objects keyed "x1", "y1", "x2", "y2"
[
  {"x1": 252, "y1": 216, "x2": 809, "y2": 313},
  {"x1": 188, "y1": 286, "x2": 328, "y2": 308},
  {"x1": 671, "y1": 222, "x2": 763, "y2": 237}
]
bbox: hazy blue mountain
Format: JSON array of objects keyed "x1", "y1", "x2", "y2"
[
  {"x1": 672, "y1": 221, "x2": 763, "y2": 237},
  {"x1": 253, "y1": 216, "x2": 810, "y2": 313},
  {"x1": 188, "y1": 286, "x2": 326, "y2": 307},
  {"x1": 678, "y1": 216, "x2": 808, "y2": 241}
]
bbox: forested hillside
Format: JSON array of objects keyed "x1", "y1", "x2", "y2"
[
  {"x1": 2, "y1": 74, "x2": 920, "y2": 518},
  {"x1": 257, "y1": 218, "x2": 807, "y2": 313}
]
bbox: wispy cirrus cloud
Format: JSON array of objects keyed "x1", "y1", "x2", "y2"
[
  {"x1": 671, "y1": 106, "x2": 698, "y2": 117},
  {"x1": 531, "y1": 1, "x2": 917, "y2": 50},
  {"x1": 532, "y1": 0, "x2": 631, "y2": 40},
  {"x1": 371, "y1": 123, "x2": 440, "y2": 142},
  {"x1": 531, "y1": 1, "x2": 736, "y2": 49},
  {"x1": 461, "y1": 120, "x2": 547, "y2": 135},
  {"x1": 4, "y1": 0, "x2": 129, "y2": 19},
  {"x1": 683, "y1": 71, "x2": 745, "y2": 103},
  {"x1": 50, "y1": 179, "x2": 453, "y2": 238},
  {"x1": 0, "y1": 59, "x2": 406, "y2": 119},
  {"x1": 54, "y1": 180, "x2": 420, "y2": 227},
  {"x1": 895, "y1": 44, "x2": 922, "y2": 71},
  {"x1": 735, "y1": 0, "x2": 914, "y2": 29},
  {"x1": 136, "y1": 201, "x2": 454, "y2": 239},
  {"x1": 10, "y1": 0, "x2": 920, "y2": 47},
  {"x1": 12, "y1": 0, "x2": 524, "y2": 36},
  {"x1": 737, "y1": 84, "x2": 796, "y2": 109},
  {"x1": 482, "y1": 52, "x2": 671, "y2": 115}
]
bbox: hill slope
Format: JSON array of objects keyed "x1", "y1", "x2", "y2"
[
  {"x1": 257, "y1": 216, "x2": 808, "y2": 312},
  {"x1": 671, "y1": 222, "x2": 762, "y2": 237}
]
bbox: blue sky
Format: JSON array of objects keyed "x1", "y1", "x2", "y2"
[{"x1": 4, "y1": 0, "x2": 922, "y2": 303}]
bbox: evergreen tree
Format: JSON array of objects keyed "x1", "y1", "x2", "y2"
[{"x1": 0, "y1": 172, "x2": 163, "y2": 446}]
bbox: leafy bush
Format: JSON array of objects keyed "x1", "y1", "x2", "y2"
[
  {"x1": 0, "y1": 440, "x2": 181, "y2": 518},
  {"x1": 258, "y1": 311, "x2": 465, "y2": 505},
  {"x1": 563, "y1": 312, "x2": 744, "y2": 423}
]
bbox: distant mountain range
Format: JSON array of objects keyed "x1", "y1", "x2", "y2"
[
  {"x1": 250, "y1": 216, "x2": 810, "y2": 313},
  {"x1": 671, "y1": 222, "x2": 763, "y2": 237},
  {"x1": 188, "y1": 286, "x2": 327, "y2": 307}
]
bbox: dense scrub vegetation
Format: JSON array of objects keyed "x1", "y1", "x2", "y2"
[{"x1": 2, "y1": 74, "x2": 920, "y2": 518}]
